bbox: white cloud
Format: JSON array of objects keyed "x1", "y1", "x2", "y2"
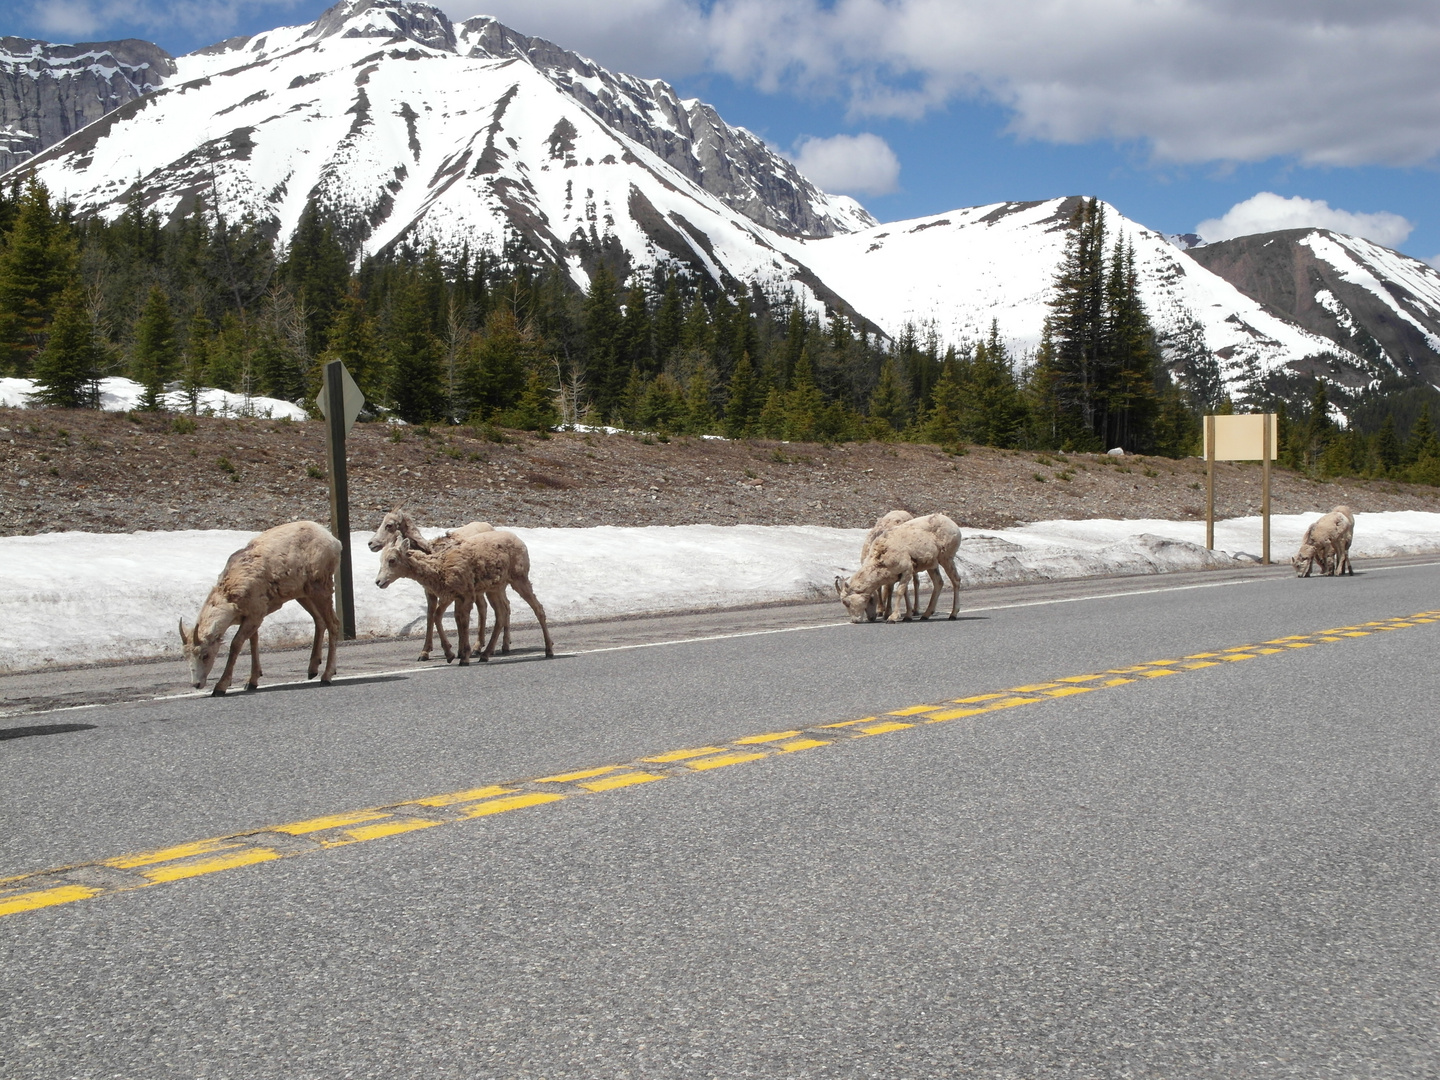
[
  {"x1": 27, "y1": 0, "x2": 307, "y2": 45},
  {"x1": 443, "y1": 0, "x2": 1440, "y2": 169},
  {"x1": 787, "y1": 133, "x2": 900, "y2": 196},
  {"x1": 1196, "y1": 192, "x2": 1415, "y2": 247}
]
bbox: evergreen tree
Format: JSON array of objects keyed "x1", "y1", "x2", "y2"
[
  {"x1": 962, "y1": 322, "x2": 1025, "y2": 447},
  {"x1": 922, "y1": 354, "x2": 965, "y2": 450},
  {"x1": 320, "y1": 284, "x2": 384, "y2": 405},
  {"x1": 1304, "y1": 380, "x2": 1334, "y2": 472},
  {"x1": 1405, "y1": 408, "x2": 1440, "y2": 465},
  {"x1": 783, "y1": 349, "x2": 823, "y2": 441},
  {"x1": 1375, "y1": 414, "x2": 1401, "y2": 473},
  {"x1": 179, "y1": 310, "x2": 212, "y2": 414},
  {"x1": 1044, "y1": 197, "x2": 1107, "y2": 446},
  {"x1": 502, "y1": 368, "x2": 559, "y2": 431},
  {"x1": 869, "y1": 357, "x2": 910, "y2": 433},
  {"x1": 619, "y1": 282, "x2": 653, "y2": 375},
  {"x1": 652, "y1": 278, "x2": 684, "y2": 364},
  {"x1": 131, "y1": 285, "x2": 179, "y2": 410},
  {"x1": 282, "y1": 204, "x2": 350, "y2": 354},
  {"x1": 725, "y1": 351, "x2": 759, "y2": 438},
  {"x1": 0, "y1": 180, "x2": 76, "y2": 374},
  {"x1": 684, "y1": 367, "x2": 717, "y2": 434},
  {"x1": 582, "y1": 263, "x2": 623, "y2": 419},
  {"x1": 1101, "y1": 239, "x2": 1160, "y2": 450},
  {"x1": 30, "y1": 285, "x2": 101, "y2": 408},
  {"x1": 386, "y1": 279, "x2": 445, "y2": 422},
  {"x1": 460, "y1": 307, "x2": 533, "y2": 419},
  {"x1": 639, "y1": 372, "x2": 685, "y2": 433},
  {"x1": 680, "y1": 296, "x2": 714, "y2": 356}
]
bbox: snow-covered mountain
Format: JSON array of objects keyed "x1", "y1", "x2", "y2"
[
  {"x1": 775, "y1": 198, "x2": 1353, "y2": 380},
  {"x1": 1189, "y1": 229, "x2": 1440, "y2": 388},
  {"x1": 4, "y1": 0, "x2": 1375, "y2": 393},
  {"x1": 0, "y1": 36, "x2": 174, "y2": 172}
]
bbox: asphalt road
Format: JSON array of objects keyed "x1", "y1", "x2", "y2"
[{"x1": 2, "y1": 562, "x2": 1438, "y2": 1078}]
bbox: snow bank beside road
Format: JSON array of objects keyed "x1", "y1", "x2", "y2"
[{"x1": 2, "y1": 513, "x2": 1437, "y2": 673}]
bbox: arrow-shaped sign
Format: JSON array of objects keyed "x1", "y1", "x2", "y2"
[{"x1": 317, "y1": 361, "x2": 364, "y2": 435}]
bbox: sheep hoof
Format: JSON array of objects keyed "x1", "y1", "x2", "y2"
[
  {"x1": 210, "y1": 686, "x2": 227, "y2": 697},
  {"x1": 948, "y1": 614, "x2": 957, "y2": 621},
  {"x1": 458, "y1": 657, "x2": 469, "y2": 667},
  {"x1": 545, "y1": 648, "x2": 554, "y2": 658},
  {"x1": 244, "y1": 682, "x2": 259, "y2": 692},
  {"x1": 320, "y1": 676, "x2": 332, "y2": 685},
  {"x1": 417, "y1": 652, "x2": 430, "y2": 661},
  {"x1": 307, "y1": 670, "x2": 318, "y2": 680}
]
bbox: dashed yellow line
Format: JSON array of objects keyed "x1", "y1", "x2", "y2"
[{"x1": 3, "y1": 609, "x2": 1436, "y2": 920}]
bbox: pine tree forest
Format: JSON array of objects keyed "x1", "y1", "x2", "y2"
[{"x1": 3, "y1": 180, "x2": 1439, "y2": 485}]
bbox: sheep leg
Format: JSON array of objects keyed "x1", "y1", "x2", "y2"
[
  {"x1": 432, "y1": 598, "x2": 456, "y2": 662},
  {"x1": 213, "y1": 616, "x2": 261, "y2": 696},
  {"x1": 879, "y1": 583, "x2": 893, "y2": 620},
  {"x1": 296, "y1": 596, "x2": 325, "y2": 679},
  {"x1": 887, "y1": 574, "x2": 912, "y2": 623},
  {"x1": 919, "y1": 568, "x2": 943, "y2": 619},
  {"x1": 455, "y1": 599, "x2": 472, "y2": 666},
  {"x1": 419, "y1": 589, "x2": 439, "y2": 660},
  {"x1": 314, "y1": 588, "x2": 339, "y2": 684},
  {"x1": 508, "y1": 575, "x2": 554, "y2": 657},
  {"x1": 942, "y1": 557, "x2": 961, "y2": 619},
  {"x1": 244, "y1": 626, "x2": 264, "y2": 691},
  {"x1": 471, "y1": 594, "x2": 489, "y2": 662},
  {"x1": 481, "y1": 589, "x2": 509, "y2": 660}
]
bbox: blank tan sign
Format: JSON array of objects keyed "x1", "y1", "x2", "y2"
[{"x1": 1204, "y1": 414, "x2": 1277, "y2": 460}]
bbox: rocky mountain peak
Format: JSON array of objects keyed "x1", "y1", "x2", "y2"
[{"x1": 304, "y1": 0, "x2": 457, "y2": 52}]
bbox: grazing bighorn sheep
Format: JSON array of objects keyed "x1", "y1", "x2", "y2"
[
  {"x1": 1292, "y1": 506, "x2": 1356, "y2": 577},
  {"x1": 835, "y1": 513, "x2": 963, "y2": 623},
  {"x1": 376, "y1": 530, "x2": 554, "y2": 664},
  {"x1": 180, "y1": 520, "x2": 341, "y2": 695},
  {"x1": 860, "y1": 510, "x2": 917, "y2": 620},
  {"x1": 367, "y1": 509, "x2": 498, "y2": 659}
]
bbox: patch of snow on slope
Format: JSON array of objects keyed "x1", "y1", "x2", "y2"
[
  {"x1": 0, "y1": 377, "x2": 307, "y2": 419},
  {"x1": 777, "y1": 198, "x2": 1350, "y2": 380}
]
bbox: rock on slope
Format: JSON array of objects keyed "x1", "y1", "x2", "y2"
[
  {"x1": 0, "y1": 36, "x2": 174, "y2": 173},
  {"x1": 1189, "y1": 229, "x2": 1440, "y2": 388}
]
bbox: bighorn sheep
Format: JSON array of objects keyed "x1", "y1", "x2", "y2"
[
  {"x1": 835, "y1": 513, "x2": 963, "y2": 623},
  {"x1": 180, "y1": 520, "x2": 342, "y2": 695},
  {"x1": 368, "y1": 509, "x2": 500, "y2": 659},
  {"x1": 1293, "y1": 506, "x2": 1356, "y2": 577},
  {"x1": 376, "y1": 530, "x2": 554, "y2": 664},
  {"x1": 860, "y1": 510, "x2": 918, "y2": 620}
]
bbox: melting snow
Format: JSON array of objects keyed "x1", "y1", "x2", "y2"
[{"x1": 2, "y1": 513, "x2": 1437, "y2": 672}]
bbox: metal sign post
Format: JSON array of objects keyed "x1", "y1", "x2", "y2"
[
  {"x1": 1205, "y1": 414, "x2": 1216, "y2": 550},
  {"x1": 1203, "y1": 413, "x2": 1277, "y2": 561},
  {"x1": 317, "y1": 361, "x2": 365, "y2": 639}
]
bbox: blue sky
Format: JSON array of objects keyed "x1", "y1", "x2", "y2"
[{"x1": 16, "y1": 0, "x2": 1440, "y2": 264}]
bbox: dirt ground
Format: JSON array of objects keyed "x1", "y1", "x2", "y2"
[{"x1": 3, "y1": 406, "x2": 1437, "y2": 537}]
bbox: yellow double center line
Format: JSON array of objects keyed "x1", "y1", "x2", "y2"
[{"x1": 3, "y1": 610, "x2": 1435, "y2": 919}]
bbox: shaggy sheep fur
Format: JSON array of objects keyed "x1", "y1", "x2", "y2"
[
  {"x1": 180, "y1": 520, "x2": 342, "y2": 695},
  {"x1": 376, "y1": 530, "x2": 554, "y2": 664},
  {"x1": 1292, "y1": 506, "x2": 1356, "y2": 577},
  {"x1": 835, "y1": 513, "x2": 962, "y2": 623}
]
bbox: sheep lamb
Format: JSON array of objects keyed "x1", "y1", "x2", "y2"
[
  {"x1": 376, "y1": 530, "x2": 554, "y2": 664},
  {"x1": 368, "y1": 509, "x2": 498, "y2": 659}
]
